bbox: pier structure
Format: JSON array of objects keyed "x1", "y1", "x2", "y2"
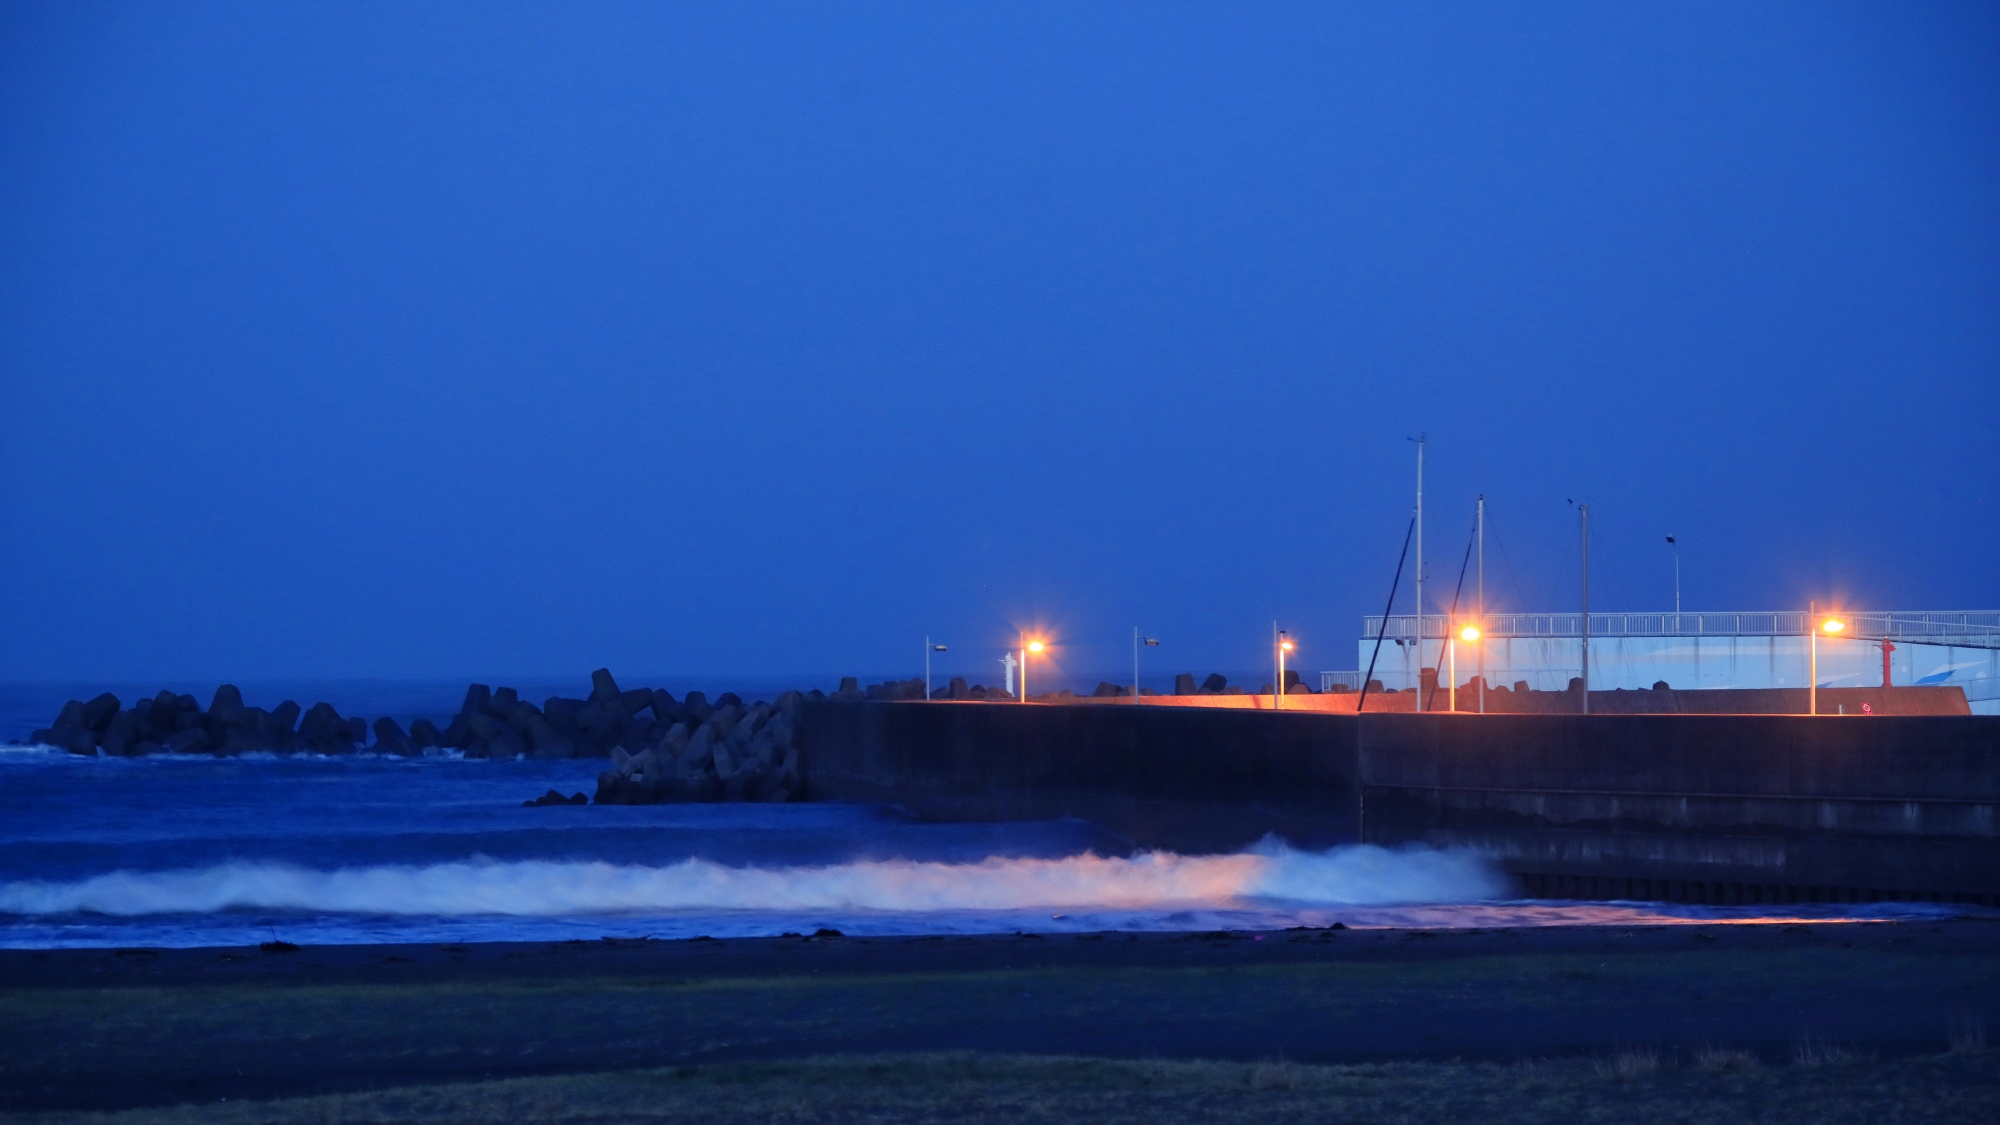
[{"x1": 800, "y1": 700, "x2": 2000, "y2": 906}]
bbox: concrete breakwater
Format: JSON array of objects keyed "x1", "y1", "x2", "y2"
[
  {"x1": 22, "y1": 670, "x2": 817, "y2": 806},
  {"x1": 592, "y1": 696, "x2": 803, "y2": 804},
  {"x1": 10, "y1": 672, "x2": 1062, "y2": 810},
  {"x1": 797, "y1": 700, "x2": 2000, "y2": 904},
  {"x1": 14, "y1": 672, "x2": 1049, "y2": 761}
]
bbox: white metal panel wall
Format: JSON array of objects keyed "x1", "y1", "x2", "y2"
[{"x1": 1352, "y1": 636, "x2": 2000, "y2": 698}]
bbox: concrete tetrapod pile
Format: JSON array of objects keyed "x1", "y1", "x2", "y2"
[
  {"x1": 22, "y1": 669, "x2": 825, "y2": 778},
  {"x1": 592, "y1": 690, "x2": 804, "y2": 805},
  {"x1": 29, "y1": 685, "x2": 376, "y2": 758}
]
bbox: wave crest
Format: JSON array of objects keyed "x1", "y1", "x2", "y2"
[{"x1": 0, "y1": 842, "x2": 1504, "y2": 917}]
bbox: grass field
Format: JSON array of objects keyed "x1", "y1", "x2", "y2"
[
  {"x1": 4, "y1": 923, "x2": 1997, "y2": 1117},
  {"x1": 5, "y1": 945, "x2": 1993, "y2": 1077},
  {"x1": 9, "y1": 1049, "x2": 2000, "y2": 1125}
]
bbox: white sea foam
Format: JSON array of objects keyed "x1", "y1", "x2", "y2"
[{"x1": 0, "y1": 840, "x2": 1504, "y2": 917}]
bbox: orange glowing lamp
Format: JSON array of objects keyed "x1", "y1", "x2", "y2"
[
  {"x1": 1026, "y1": 639, "x2": 1046, "y2": 654},
  {"x1": 1820, "y1": 617, "x2": 1846, "y2": 635},
  {"x1": 1459, "y1": 625, "x2": 1482, "y2": 643}
]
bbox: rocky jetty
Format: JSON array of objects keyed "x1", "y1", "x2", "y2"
[
  {"x1": 28, "y1": 685, "x2": 375, "y2": 758},
  {"x1": 593, "y1": 690, "x2": 804, "y2": 805},
  {"x1": 21, "y1": 668, "x2": 810, "y2": 762},
  {"x1": 19, "y1": 666, "x2": 1172, "y2": 768}
]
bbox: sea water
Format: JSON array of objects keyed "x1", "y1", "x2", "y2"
[{"x1": 0, "y1": 747, "x2": 1973, "y2": 949}]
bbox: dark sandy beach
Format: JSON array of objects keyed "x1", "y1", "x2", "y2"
[{"x1": 4, "y1": 917, "x2": 1998, "y2": 1113}]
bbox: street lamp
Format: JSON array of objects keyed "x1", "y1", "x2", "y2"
[
  {"x1": 1132, "y1": 629, "x2": 1159, "y2": 702},
  {"x1": 1450, "y1": 624, "x2": 1480, "y2": 713},
  {"x1": 1666, "y1": 535, "x2": 1681, "y2": 620},
  {"x1": 1276, "y1": 631, "x2": 1295, "y2": 709},
  {"x1": 1021, "y1": 638, "x2": 1046, "y2": 702},
  {"x1": 1809, "y1": 604, "x2": 1846, "y2": 716},
  {"x1": 924, "y1": 638, "x2": 948, "y2": 699}
]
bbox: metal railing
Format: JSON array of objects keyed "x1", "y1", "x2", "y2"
[
  {"x1": 1361, "y1": 610, "x2": 2000, "y2": 650},
  {"x1": 1318, "y1": 671, "x2": 1363, "y2": 692}
]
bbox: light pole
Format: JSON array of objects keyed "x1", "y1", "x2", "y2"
[
  {"x1": 1451, "y1": 624, "x2": 1480, "y2": 713},
  {"x1": 1666, "y1": 535, "x2": 1680, "y2": 620},
  {"x1": 1132, "y1": 629, "x2": 1158, "y2": 701},
  {"x1": 924, "y1": 638, "x2": 947, "y2": 699},
  {"x1": 1476, "y1": 495, "x2": 1486, "y2": 714},
  {"x1": 1809, "y1": 604, "x2": 1846, "y2": 716},
  {"x1": 1579, "y1": 503, "x2": 1590, "y2": 715},
  {"x1": 1021, "y1": 638, "x2": 1045, "y2": 702},
  {"x1": 1412, "y1": 436, "x2": 1425, "y2": 712},
  {"x1": 1276, "y1": 630, "x2": 1294, "y2": 709}
]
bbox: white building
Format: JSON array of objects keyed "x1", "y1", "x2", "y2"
[{"x1": 1335, "y1": 610, "x2": 2000, "y2": 715}]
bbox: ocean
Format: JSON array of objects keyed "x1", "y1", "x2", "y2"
[
  {"x1": 3, "y1": 679, "x2": 1982, "y2": 949},
  {"x1": 0, "y1": 745, "x2": 1976, "y2": 949}
]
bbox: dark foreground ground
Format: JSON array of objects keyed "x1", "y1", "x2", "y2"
[{"x1": 3, "y1": 919, "x2": 1998, "y2": 1121}]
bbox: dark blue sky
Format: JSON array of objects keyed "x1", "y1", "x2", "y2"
[{"x1": 3, "y1": 1, "x2": 1997, "y2": 685}]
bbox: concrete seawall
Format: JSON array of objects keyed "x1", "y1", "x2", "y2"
[
  {"x1": 799, "y1": 701, "x2": 2000, "y2": 904},
  {"x1": 798, "y1": 700, "x2": 1361, "y2": 853}
]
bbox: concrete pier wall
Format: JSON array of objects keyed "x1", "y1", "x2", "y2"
[
  {"x1": 798, "y1": 701, "x2": 2000, "y2": 903},
  {"x1": 799, "y1": 700, "x2": 1360, "y2": 853},
  {"x1": 1358, "y1": 713, "x2": 2000, "y2": 904}
]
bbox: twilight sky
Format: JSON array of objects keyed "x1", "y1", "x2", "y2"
[{"x1": 3, "y1": 1, "x2": 1997, "y2": 685}]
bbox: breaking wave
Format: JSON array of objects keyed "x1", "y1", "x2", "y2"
[{"x1": 0, "y1": 841, "x2": 1504, "y2": 917}]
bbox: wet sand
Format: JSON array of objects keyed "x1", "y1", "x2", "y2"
[{"x1": 3, "y1": 917, "x2": 1998, "y2": 1112}]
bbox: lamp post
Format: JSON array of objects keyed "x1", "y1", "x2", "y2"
[
  {"x1": 1577, "y1": 502, "x2": 1590, "y2": 715},
  {"x1": 1412, "y1": 436, "x2": 1425, "y2": 712},
  {"x1": 1021, "y1": 638, "x2": 1045, "y2": 702},
  {"x1": 1476, "y1": 495, "x2": 1486, "y2": 714},
  {"x1": 1132, "y1": 629, "x2": 1159, "y2": 702},
  {"x1": 1451, "y1": 624, "x2": 1480, "y2": 713},
  {"x1": 1277, "y1": 630, "x2": 1294, "y2": 709},
  {"x1": 1809, "y1": 604, "x2": 1846, "y2": 716},
  {"x1": 924, "y1": 638, "x2": 947, "y2": 699},
  {"x1": 1666, "y1": 535, "x2": 1680, "y2": 620}
]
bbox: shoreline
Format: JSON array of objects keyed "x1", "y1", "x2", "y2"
[
  {"x1": 7, "y1": 915, "x2": 1997, "y2": 990},
  {"x1": 0, "y1": 896, "x2": 1983, "y2": 959}
]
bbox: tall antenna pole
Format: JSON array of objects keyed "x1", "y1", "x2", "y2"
[
  {"x1": 1477, "y1": 494, "x2": 1486, "y2": 715},
  {"x1": 1809, "y1": 600, "x2": 1818, "y2": 717},
  {"x1": 1414, "y1": 436, "x2": 1425, "y2": 711},
  {"x1": 1579, "y1": 503, "x2": 1590, "y2": 715}
]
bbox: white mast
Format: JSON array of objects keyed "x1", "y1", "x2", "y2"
[
  {"x1": 1414, "y1": 435, "x2": 1425, "y2": 710},
  {"x1": 1477, "y1": 494, "x2": 1486, "y2": 714}
]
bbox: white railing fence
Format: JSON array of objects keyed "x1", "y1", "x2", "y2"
[{"x1": 1361, "y1": 610, "x2": 2000, "y2": 650}]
